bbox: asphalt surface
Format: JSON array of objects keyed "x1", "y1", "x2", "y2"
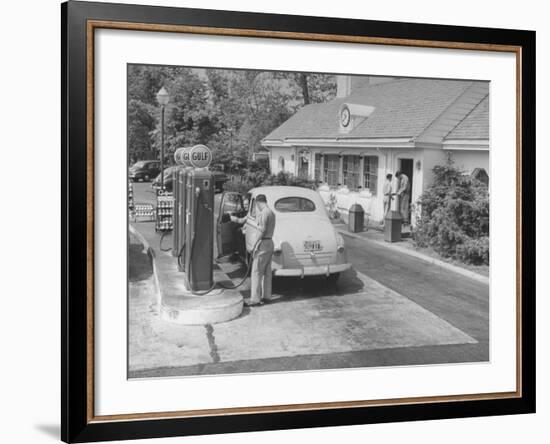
[{"x1": 129, "y1": 182, "x2": 489, "y2": 376}]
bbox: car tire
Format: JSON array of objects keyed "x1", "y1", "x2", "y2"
[{"x1": 326, "y1": 273, "x2": 340, "y2": 284}]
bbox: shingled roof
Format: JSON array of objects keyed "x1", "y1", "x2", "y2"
[
  {"x1": 263, "y1": 78, "x2": 488, "y2": 143},
  {"x1": 444, "y1": 95, "x2": 489, "y2": 140}
]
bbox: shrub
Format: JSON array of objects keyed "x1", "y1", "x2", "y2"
[
  {"x1": 414, "y1": 156, "x2": 489, "y2": 265},
  {"x1": 262, "y1": 171, "x2": 318, "y2": 189},
  {"x1": 455, "y1": 237, "x2": 489, "y2": 265},
  {"x1": 222, "y1": 180, "x2": 254, "y2": 194},
  {"x1": 243, "y1": 169, "x2": 270, "y2": 188}
]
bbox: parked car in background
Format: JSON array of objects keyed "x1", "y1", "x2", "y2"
[
  {"x1": 129, "y1": 160, "x2": 161, "y2": 182},
  {"x1": 152, "y1": 166, "x2": 176, "y2": 192},
  {"x1": 216, "y1": 186, "x2": 351, "y2": 283}
]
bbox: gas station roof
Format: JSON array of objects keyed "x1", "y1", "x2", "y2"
[{"x1": 263, "y1": 78, "x2": 489, "y2": 143}]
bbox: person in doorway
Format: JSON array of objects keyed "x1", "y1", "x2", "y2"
[
  {"x1": 231, "y1": 194, "x2": 275, "y2": 307},
  {"x1": 395, "y1": 170, "x2": 411, "y2": 224},
  {"x1": 381, "y1": 173, "x2": 394, "y2": 224}
]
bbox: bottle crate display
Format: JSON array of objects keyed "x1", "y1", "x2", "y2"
[{"x1": 156, "y1": 193, "x2": 174, "y2": 232}]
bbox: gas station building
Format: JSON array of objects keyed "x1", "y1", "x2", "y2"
[{"x1": 261, "y1": 76, "x2": 490, "y2": 225}]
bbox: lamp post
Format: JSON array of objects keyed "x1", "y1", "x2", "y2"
[{"x1": 156, "y1": 87, "x2": 170, "y2": 190}]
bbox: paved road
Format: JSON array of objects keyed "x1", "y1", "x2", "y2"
[
  {"x1": 129, "y1": 182, "x2": 489, "y2": 376},
  {"x1": 344, "y1": 235, "x2": 489, "y2": 342}
]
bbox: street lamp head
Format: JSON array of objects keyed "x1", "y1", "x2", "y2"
[{"x1": 156, "y1": 87, "x2": 170, "y2": 106}]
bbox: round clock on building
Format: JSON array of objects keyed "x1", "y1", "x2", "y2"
[{"x1": 340, "y1": 105, "x2": 351, "y2": 127}]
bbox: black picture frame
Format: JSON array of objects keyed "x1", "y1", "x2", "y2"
[{"x1": 62, "y1": 1, "x2": 536, "y2": 442}]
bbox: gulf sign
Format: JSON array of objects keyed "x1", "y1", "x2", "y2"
[
  {"x1": 174, "y1": 147, "x2": 191, "y2": 166},
  {"x1": 174, "y1": 145, "x2": 212, "y2": 168},
  {"x1": 188, "y1": 144, "x2": 212, "y2": 168}
]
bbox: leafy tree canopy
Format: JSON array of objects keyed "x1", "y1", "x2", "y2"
[{"x1": 127, "y1": 65, "x2": 336, "y2": 170}]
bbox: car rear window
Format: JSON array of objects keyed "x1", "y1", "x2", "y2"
[{"x1": 274, "y1": 197, "x2": 316, "y2": 212}]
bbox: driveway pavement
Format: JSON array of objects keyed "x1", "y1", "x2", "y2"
[{"x1": 128, "y1": 182, "x2": 489, "y2": 378}]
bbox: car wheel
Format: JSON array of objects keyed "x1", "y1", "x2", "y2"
[{"x1": 326, "y1": 273, "x2": 340, "y2": 284}]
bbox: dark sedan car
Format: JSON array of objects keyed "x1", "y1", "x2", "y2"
[
  {"x1": 129, "y1": 160, "x2": 161, "y2": 182},
  {"x1": 151, "y1": 166, "x2": 177, "y2": 191}
]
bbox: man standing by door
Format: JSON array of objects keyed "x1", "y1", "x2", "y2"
[
  {"x1": 231, "y1": 194, "x2": 275, "y2": 307},
  {"x1": 395, "y1": 170, "x2": 411, "y2": 224}
]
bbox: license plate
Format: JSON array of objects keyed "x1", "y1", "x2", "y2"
[{"x1": 303, "y1": 240, "x2": 323, "y2": 252}]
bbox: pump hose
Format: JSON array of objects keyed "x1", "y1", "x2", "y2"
[
  {"x1": 215, "y1": 254, "x2": 252, "y2": 290},
  {"x1": 216, "y1": 238, "x2": 260, "y2": 290},
  {"x1": 182, "y1": 188, "x2": 260, "y2": 296},
  {"x1": 176, "y1": 240, "x2": 186, "y2": 270}
]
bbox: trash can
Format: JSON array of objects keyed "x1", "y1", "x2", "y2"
[
  {"x1": 348, "y1": 204, "x2": 364, "y2": 233},
  {"x1": 384, "y1": 210, "x2": 402, "y2": 242}
]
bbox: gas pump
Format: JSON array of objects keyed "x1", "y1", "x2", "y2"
[
  {"x1": 169, "y1": 145, "x2": 215, "y2": 292},
  {"x1": 183, "y1": 168, "x2": 214, "y2": 291},
  {"x1": 170, "y1": 144, "x2": 249, "y2": 295}
]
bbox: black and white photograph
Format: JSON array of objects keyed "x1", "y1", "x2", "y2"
[
  {"x1": 1, "y1": 0, "x2": 544, "y2": 442},
  {"x1": 127, "y1": 65, "x2": 490, "y2": 379}
]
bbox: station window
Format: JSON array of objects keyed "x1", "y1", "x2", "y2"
[
  {"x1": 363, "y1": 156, "x2": 379, "y2": 195},
  {"x1": 323, "y1": 155, "x2": 340, "y2": 187},
  {"x1": 343, "y1": 155, "x2": 361, "y2": 190}
]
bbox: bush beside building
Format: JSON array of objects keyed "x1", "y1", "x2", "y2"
[{"x1": 414, "y1": 158, "x2": 489, "y2": 265}]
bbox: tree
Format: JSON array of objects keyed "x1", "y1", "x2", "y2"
[
  {"x1": 205, "y1": 70, "x2": 296, "y2": 171},
  {"x1": 127, "y1": 65, "x2": 175, "y2": 161},
  {"x1": 126, "y1": 65, "x2": 337, "y2": 170},
  {"x1": 285, "y1": 72, "x2": 337, "y2": 105},
  {"x1": 296, "y1": 73, "x2": 310, "y2": 104},
  {"x1": 128, "y1": 99, "x2": 156, "y2": 158}
]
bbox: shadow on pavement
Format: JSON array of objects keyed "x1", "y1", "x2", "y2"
[
  {"x1": 222, "y1": 256, "x2": 365, "y2": 305},
  {"x1": 128, "y1": 242, "x2": 153, "y2": 282},
  {"x1": 233, "y1": 305, "x2": 252, "y2": 320},
  {"x1": 268, "y1": 268, "x2": 364, "y2": 303}
]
